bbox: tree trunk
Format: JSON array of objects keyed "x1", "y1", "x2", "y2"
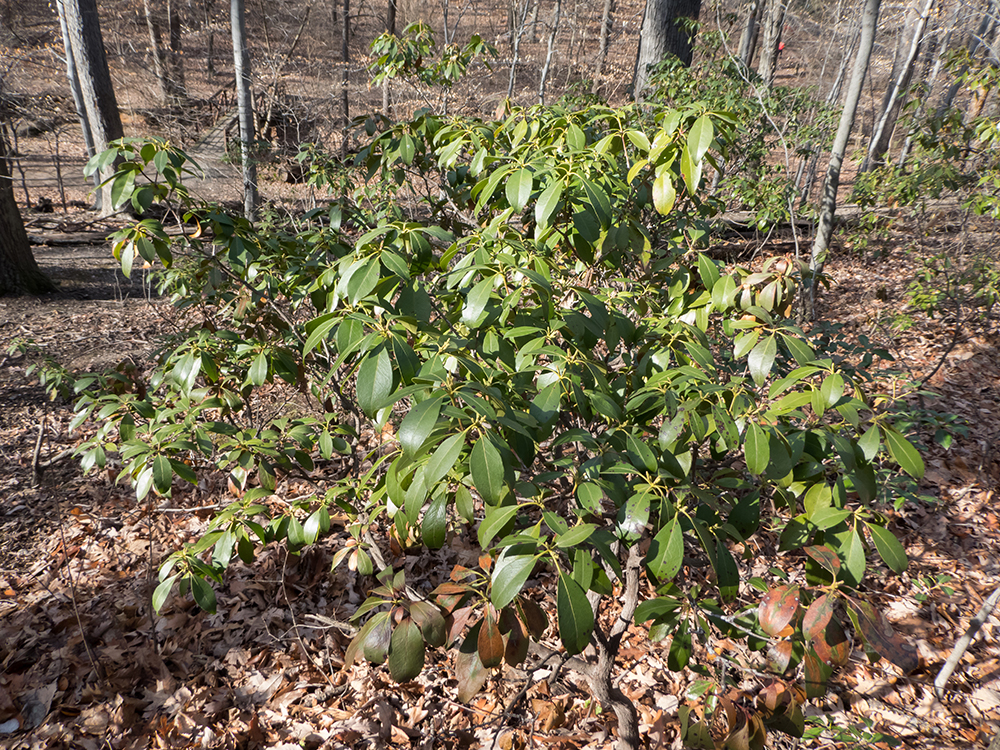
[
  {"x1": 935, "y1": 0, "x2": 996, "y2": 118},
  {"x1": 0, "y1": 130, "x2": 54, "y2": 295},
  {"x1": 594, "y1": 0, "x2": 614, "y2": 80},
  {"x1": 204, "y1": 0, "x2": 216, "y2": 76},
  {"x1": 144, "y1": 0, "x2": 173, "y2": 103},
  {"x1": 861, "y1": 0, "x2": 934, "y2": 171},
  {"x1": 167, "y1": 0, "x2": 187, "y2": 97},
  {"x1": 341, "y1": 0, "x2": 350, "y2": 160},
  {"x1": 807, "y1": 0, "x2": 881, "y2": 319},
  {"x1": 632, "y1": 0, "x2": 701, "y2": 99},
  {"x1": 231, "y1": 0, "x2": 259, "y2": 220},
  {"x1": 508, "y1": 0, "x2": 531, "y2": 98},
  {"x1": 539, "y1": 0, "x2": 563, "y2": 104},
  {"x1": 386, "y1": 0, "x2": 396, "y2": 35},
  {"x1": 756, "y1": 0, "x2": 785, "y2": 87},
  {"x1": 54, "y1": 0, "x2": 99, "y2": 197},
  {"x1": 737, "y1": 0, "x2": 763, "y2": 68},
  {"x1": 60, "y1": 0, "x2": 124, "y2": 216}
]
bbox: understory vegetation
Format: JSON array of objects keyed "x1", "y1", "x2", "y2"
[{"x1": 17, "y1": 29, "x2": 1000, "y2": 750}]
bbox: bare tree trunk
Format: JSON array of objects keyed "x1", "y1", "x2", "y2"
[
  {"x1": 60, "y1": 0, "x2": 124, "y2": 216},
  {"x1": 341, "y1": 0, "x2": 350, "y2": 160},
  {"x1": 204, "y1": 0, "x2": 216, "y2": 76},
  {"x1": 594, "y1": 0, "x2": 614, "y2": 80},
  {"x1": 0, "y1": 126, "x2": 54, "y2": 295},
  {"x1": 539, "y1": 0, "x2": 563, "y2": 104},
  {"x1": 507, "y1": 0, "x2": 531, "y2": 98},
  {"x1": 737, "y1": 0, "x2": 763, "y2": 68},
  {"x1": 529, "y1": 0, "x2": 540, "y2": 42},
  {"x1": 168, "y1": 0, "x2": 187, "y2": 97},
  {"x1": 144, "y1": 0, "x2": 172, "y2": 103},
  {"x1": 231, "y1": 0, "x2": 259, "y2": 220},
  {"x1": 899, "y1": 12, "x2": 953, "y2": 166},
  {"x1": 756, "y1": 0, "x2": 785, "y2": 86},
  {"x1": 936, "y1": 0, "x2": 996, "y2": 118},
  {"x1": 861, "y1": 0, "x2": 934, "y2": 171},
  {"x1": 386, "y1": 0, "x2": 397, "y2": 35},
  {"x1": 808, "y1": 0, "x2": 881, "y2": 319},
  {"x1": 632, "y1": 0, "x2": 701, "y2": 99},
  {"x1": 54, "y1": 0, "x2": 98, "y2": 200}
]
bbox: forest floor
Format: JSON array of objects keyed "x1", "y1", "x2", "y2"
[{"x1": 1, "y1": 199, "x2": 999, "y2": 750}]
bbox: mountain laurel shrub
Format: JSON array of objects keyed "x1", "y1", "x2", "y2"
[{"x1": 78, "y1": 91, "x2": 924, "y2": 749}]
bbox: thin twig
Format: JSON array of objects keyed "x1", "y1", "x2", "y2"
[{"x1": 935, "y1": 584, "x2": 1000, "y2": 700}]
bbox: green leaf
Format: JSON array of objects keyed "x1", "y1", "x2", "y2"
[
  {"x1": 249, "y1": 351, "x2": 268, "y2": 386},
  {"x1": 680, "y1": 144, "x2": 702, "y2": 195},
  {"x1": 462, "y1": 277, "x2": 494, "y2": 327},
  {"x1": 189, "y1": 575, "x2": 217, "y2": 613},
  {"x1": 881, "y1": 425, "x2": 925, "y2": 479},
  {"x1": 491, "y1": 546, "x2": 537, "y2": 608},
  {"x1": 865, "y1": 522, "x2": 908, "y2": 574},
  {"x1": 478, "y1": 504, "x2": 519, "y2": 547},
  {"x1": 857, "y1": 425, "x2": 881, "y2": 462},
  {"x1": 535, "y1": 180, "x2": 563, "y2": 227},
  {"x1": 745, "y1": 422, "x2": 769, "y2": 475},
  {"x1": 652, "y1": 171, "x2": 677, "y2": 215},
  {"x1": 646, "y1": 515, "x2": 683, "y2": 581},
  {"x1": 747, "y1": 334, "x2": 777, "y2": 386},
  {"x1": 841, "y1": 527, "x2": 867, "y2": 584},
  {"x1": 556, "y1": 572, "x2": 594, "y2": 655},
  {"x1": 471, "y1": 437, "x2": 504, "y2": 506},
  {"x1": 398, "y1": 397, "x2": 443, "y2": 457},
  {"x1": 424, "y1": 432, "x2": 466, "y2": 486},
  {"x1": 555, "y1": 523, "x2": 597, "y2": 548},
  {"x1": 506, "y1": 168, "x2": 532, "y2": 212},
  {"x1": 696, "y1": 252, "x2": 720, "y2": 291},
  {"x1": 152, "y1": 574, "x2": 178, "y2": 612},
  {"x1": 668, "y1": 627, "x2": 692, "y2": 671},
  {"x1": 687, "y1": 115, "x2": 714, "y2": 162},
  {"x1": 779, "y1": 333, "x2": 815, "y2": 366},
  {"x1": 388, "y1": 618, "x2": 425, "y2": 682},
  {"x1": 356, "y1": 349, "x2": 394, "y2": 417},
  {"x1": 423, "y1": 494, "x2": 448, "y2": 549},
  {"x1": 152, "y1": 455, "x2": 173, "y2": 496}
]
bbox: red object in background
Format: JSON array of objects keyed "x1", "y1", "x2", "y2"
[{"x1": 778, "y1": 42, "x2": 785, "y2": 51}]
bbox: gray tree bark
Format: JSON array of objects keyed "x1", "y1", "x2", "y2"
[
  {"x1": 737, "y1": 0, "x2": 763, "y2": 68},
  {"x1": 756, "y1": 0, "x2": 786, "y2": 86},
  {"x1": 539, "y1": 0, "x2": 563, "y2": 104},
  {"x1": 632, "y1": 0, "x2": 701, "y2": 99},
  {"x1": 861, "y1": 0, "x2": 934, "y2": 171},
  {"x1": 807, "y1": 0, "x2": 881, "y2": 319},
  {"x1": 0, "y1": 128, "x2": 54, "y2": 295},
  {"x1": 60, "y1": 0, "x2": 124, "y2": 215},
  {"x1": 594, "y1": 0, "x2": 614, "y2": 79},
  {"x1": 54, "y1": 0, "x2": 98, "y2": 198},
  {"x1": 935, "y1": 0, "x2": 996, "y2": 118},
  {"x1": 231, "y1": 0, "x2": 259, "y2": 220}
]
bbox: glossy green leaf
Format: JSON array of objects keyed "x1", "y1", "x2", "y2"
[
  {"x1": 745, "y1": 421, "x2": 769, "y2": 475},
  {"x1": 535, "y1": 179, "x2": 563, "y2": 226},
  {"x1": 557, "y1": 572, "x2": 594, "y2": 655},
  {"x1": 189, "y1": 575, "x2": 217, "y2": 613},
  {"x1": 471, "y1": 437, "x2": 504, "y2": 506},
  {"x1": 652, "y1": 171, "x2": 677, "y2": 215},
  {"x1": 388, "y1": 618, "x2": 425, "y2": 682},
  {"x1": 747, "y1": 334, "x2": 777, "y2": 387},
  {"x1": 866, "y1": 521, "x2": 907, "y2": 574},
  {"x1": 398, "y1": 397, "x2": 443, "y2": 457},
  {"x1": 687, "y1": 115, "x2": 714, "y2": 162},
  {"x1": 356, "y1": 349, "x2": 394, "y2": 417},
  {"x1": 424, "y1": 432, "x2": 465, "y2": 486},
  {"x1": 506, "y1": 168, "x2": 532, "y2": 212},
  {"x1": 646, "y1": 515, "x2": 683, "y2": 581},
  {"x1": 423, "y1": 494, "x2": 448, "y2": 549},
  {"x1": 491, "y1": 545, "x2": 537, "y2": 608},
  {"x1": 152, "y1": 455, "x2": 173, "y2": 495},
  {"x1": 881, "y1": 425, "x2": 925, "y2": 479},
  {"x1": 478, "y1": 504, "x2": 519, "y2": 547}
]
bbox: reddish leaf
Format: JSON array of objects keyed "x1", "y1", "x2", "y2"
[
  {"x1": 504, "y1": 616, "x2": 529, "y2": 666},
  {"x1": 767, "y1": 640, "x2": 793, "y2": 674},
  {"x1": 803, "y1": 545, "x2": 841, "y2": 574},
  {"x1": 758, "y1": 681, "x2": 791, "y2": 714},
  {"x1": 455, "y1": 644, "x2": 489, "y2": 703},
  {"x1": 758, "y1": 585, "x2": 800, "y2": 636},
  {"x1": 477, "y1": 611, "x2": 504, "y2": 668},
  {"x1": 446, "y1": 604, "x2": 476, "y2": 646},
  {"x1": 802, "y1": 594, "x2": 835, "y2": 640},
  {"x1": 847, "y1": 599, "x2": 919, "y2": 673},
  {"x1": 517, "y1": 597, "x2": 549, "y2": 639},
  {"x1": 811, "y1": 616, "x2": 850, "y2": 666},
  {"x1": 804, "y1": 646, "x2": 833, "y2": 698}
]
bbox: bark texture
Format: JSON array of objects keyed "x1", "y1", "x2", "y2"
[
  {"x1": 0, "y1": 133, "x2": 54, "y2": 295},
  {"x1": 808, "y1": 0, "x2": 881, "y2": 318},
  {"x1": 231, "y1": 0, "x2": 259, "y2": 220},
  {"x1": 755, "y1": 0, "x2": 785, "y2": 86},
  {"x1": 632, "y1": 0, "x2": 701, "y2": 99},
  {"x1": 60, "y1": 0, "x2": 124, "y2": 215}
]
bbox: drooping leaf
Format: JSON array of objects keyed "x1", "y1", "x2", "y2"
[
  {"x1": 556, "y1": 572, "x2": 593, "y2": 655},
  {"x1": 491, "y1": 545, "x2": 537, "y2": 609},
  {"x1": 667, "y1": 626, "x2": 692, "y2": 671},
  {"x1": 506, "y1": 168, "x2": 533, "y2": 212},
  {"x1": 758, "y1": 585, "x2": 800, "y2": 637},
  {"x1": 803, "y1": 545, "x2": 841, "y2": 575},
  {"x1": 189, "y1": 575, "x2": 217, "y2": 613},
  {"x1": 422, "y1": 493, "x2": 448, "y2": 549},
  {"x1": 802, "y1": 594, "x2": 835, "y2": 640},
  {"x1": 652, "y1": 171, "x2": 677, "y2": 215},
  {"x1": 803, "y1": 646, "x2": 833, "y2": 698},
  {"x1": 455, "y1": 628, "x2": 490, "y2": 702},
  {"x1": 471, "y1": 436, "x2": 504, "y2": 506},
  {"x1": 356, "y1": 349, "x2": 394, "y2": 417},
  {"x1": 745, "y1": 421, "x2": 769, "y2": 475},
  {"x1": 409, "y1": 601, "x2": 447, "y2": 647},
  {"x1": 881, "y1": 425, "x2": 925, "y2": 479},
  {"x1": 535, "y1": 179, "x2": 563, "y2": 227},
  {"x1": 398, "y1": 397, "x2": 443, "y2": 457},
  {"x1": 363, "y1": 612, "x2": 392, "y2": 664},
  {"x1": 152, "y1": 455, "x2": 173, "y2": 496},
  {"x1": 846, "y1": 599, "x2": 919, "y2": 673},
  {"x1": 646, "y1": 515, "x2": 684, "y2": 582},
  {"x1": 388, "y1": 617, "x2": 425, "y2": 682},
  {"x1": 478, "y1": 504, "x2": 519, "y2": 547},
  {"x1": 747, "y1": 335, "x2": 778, "y2": 386},
  {"x1": 865, "y1": 521, "x2": 908, "y2": 574},
  {"x1": 687, "y1": 115, "x2": 714, "y2": 162},
  {"x1": 477, "y1": 611, "x2": 504, "y2": 668},
  {"x1": 811, "y1": 614, "x2": 850, "y2": 667}
]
